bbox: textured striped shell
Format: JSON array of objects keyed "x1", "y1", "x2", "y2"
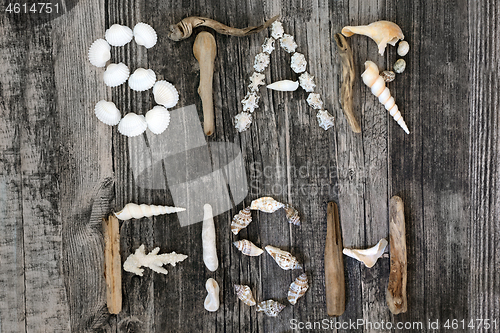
[
  {"x1": 103, "y1": 63, "x2": 130, "y2": 87},
  {"x1": 128, "y1": 68, "x2": 156, "y2": 92},
  {"x1": 287, "y1": 273, "x2": 309, "y2": 305},
  {"x1": 117, "y1": 113, "x2": 148, "y2": 137},
  {"x1": 88, "y1": 38, "x2": 111, "y2": 67},
  {"x1": 231, "y1": 207, "x2": 252, "y2": 235},
  {"x1": 233, "y1": 240, "x2": 264, "y2": 256},
  {"x1": 250, "y1": 197, "x2": 284, "y2": 213},
  {"x1": 256, "y1": 300, "x2": 286, "y2": 317},
  {"x1": 105, "y1": 24, "x2": 133, "y2": 46},
  {"x1": 133, "y1": 22, "x2": 157, "y2": 48},
  {"x1": 234, "y1": 285, "x2": 256, "y2": 306},
  {"x1": 265, "y1": 245, "x2": 302, "y2": 270},
  {"x1": 284, "y1": 204, "x2": 300, "y2": 226}
]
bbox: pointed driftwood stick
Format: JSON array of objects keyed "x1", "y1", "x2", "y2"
[
  {"x1": 103, "y1": 214, "x2": 122, "y2": 314},
  {"x1": 325, "y1": 202, "x2": 345, "y2": 316},
  {"x1": 387, "y1": 196, "x2": 407, "y2": 314}
]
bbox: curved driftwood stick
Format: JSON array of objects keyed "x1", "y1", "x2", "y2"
[
  {"x1": 168, "y1": 15, "x2": 279, "y2": 41},
  {"x1": 325, "y1": 202, "x2": 345, "y2": 316},
  {"x1": 103, "y1": 214, "x2": 122, "y2": 314},
  {"x1": 334, "y1": 33, "x2": 361, "y2": 133}
]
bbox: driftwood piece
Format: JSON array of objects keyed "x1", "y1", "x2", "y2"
[
  {"x1": 103, "y1": 214, "x2": 122, "y2": 314},
  {"x1": 334, "y1": 33, "x2": 361, "y2": 133},
  {"x1": 324, "y1": 202, "x2": 345, "y2": 316},
  {"x1": 387, "y1": 196, "x2": 407, "y2": 314},
  {"x1": 168, "y1": 15, "x2": 279, "y2": 41}
]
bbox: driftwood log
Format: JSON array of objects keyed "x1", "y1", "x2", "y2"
[{"x1": 103, "y1": 214, "x2": 122, "y2": 314}]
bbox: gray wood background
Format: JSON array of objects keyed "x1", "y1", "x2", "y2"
[{"x1": 0, "y1": 0, "x2": 498, "y2": 332}]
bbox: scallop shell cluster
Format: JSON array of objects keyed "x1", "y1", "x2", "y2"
[
  {"x1": 234, "y1": 285, "x2": 257, "y2": 306},
  {"x1": 233, "y1": 240, "x2": 264, "y2": 256},
  {"x1": 265, "y1": 245, "x2": 302, "y2": 270},
  {"x1": 287, "y1": 273, "x2": 309, "y2": 305},
  {"x1": 256, "y1": 300, "x2": 286, "y2": 317},
  {"x1": 231, "y1": 207, "x2": 252, "y2": 234}
]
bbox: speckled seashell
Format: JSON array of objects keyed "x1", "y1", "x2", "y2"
[
  {"x1": 265, "y1": 245, "x2": 302, "y2": 270},
  {"x1": 133, "y1": 22, "x2": 157, "y2": 48},
  {"x1": 234, "y1": 285, "x2": 256, "y2": 306},
  {"x1": 241, "y1": 92, "x2": 260, "y2": 113},
  {"x1": 118, "y1": 113, "x2": 148, "y2": 137},
  {"x1": 262, "y1": 37, "x2": 275, "y2": 54},
  {"x1": 298, "y1": 72, "x2": 316, "y2": 92},
  {"x1": 231, "y1": 207, "x2": 252, "y2": 234},
  {"x1": 284, "y1": 204, "x2": 300, "y2": 226},
  {"x1": 397, "y1": 40, "x2": 409, "y2": 56},
  {"x1": 105, "y1": 24, "x2": 133, "y2": 46},
  {"x1": 128, "y1": 68, "x2": 156, "y2": 91},
  {"x1": 153, "y1": 80, "x2": 179, "y2": 108},
  {"x1": 381, "y1": 70, "x2": 395, "y2": 83},
  {"x1": 316, "y1": 110, "x2": 335, "y2": 131},
  {"x1": 256, "y1": 300, "x2": 286, "y2": 317},
  {"x1": 280, "y1": 34, "x2": 297, "y2": 53},
  {"x1": 267, "y1": 80, "x2": 299, "y2": 92},
  {"x1": 287, "y1": 273, "x2": 309, "y2": 305},
  {"x1": 307, "y1": 93, "x2": 323, "y2": 110},
  {"x1": 145, "y1": 106, "x2": 171, "y2": 135},
  {"x1": 250, "y1": 197, "x2": 285, "y2": 213},
  {"x1": 254, "y1": 52, "x2": 270, "y2": 72},
  {"x1": 248, "y1": 72, "x2": 266, "y2": 92},
  {"x1": 233, "y1": 240, "x2": 264, "y2": 256},
  {"x1": 290, "y1": 52, "x2": 307, "y2": 73},
  {"x1": 234, "y1": 112, "x2": 253, "y2": 133},
  {"x1": 94, "y1": 100, "x2": 121, "y2": 126},
  {"x1": 88, "y1": 39, "x2": 111, "y2": 67},
  {"x1": 393, "y1": 59, "x2": 406, "y2": 74},
  {"x1": 103, "y1": 63, "x2": 130, "y2": 87},
  {"x1": 270, "y1": 21, "x2": 284, "y2": 39}
]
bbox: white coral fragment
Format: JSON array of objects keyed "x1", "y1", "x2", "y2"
[
  {"x1": 307, "y1": 93, "x2": 323, "y2": 110},
  {"x1": 290, "y1": 52, "x2": 307, "y2": 73},
  {"x1": 248, "y1": 72, "x2": 266, "y2": 92},
  {"x1": 123, "y1": 244, "x2": 188, "y2": 276},
  {"x1": 271, "y1": 21, "x2": 284, "y2": 39},
  {"x1": 280, "y1": 34, "x2": 297, "y2": 53},
  {"x1": 298, "y1": 72, "x2": 316, "y2": 92},
  {"x1": 235, "y1": 112, "x2": 253, "y2": 132},
  {"x1": 261, "y1": 37, "x2": 275, "y2": 54},
  {"x1": 254, "y1": 52, "x2": 270, "y2": 72},
  {"x1": 316, "y1": 110, "x2": 335, "y2": 130},
  {"x1": 241, "y1": 92, "x2": 260, "y2": 113},
  {"x1": 343, "y1": 238, "x2": 388, "y2": 268}
]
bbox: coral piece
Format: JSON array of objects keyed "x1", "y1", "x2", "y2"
[
  {"x1": 233, "y1": 240, "x2": 264, "y2": 256},
  {"x1": 341, "y1": 21, "x2": 404, "y2": 55},
  {"x1": 231, "y1": 207, "x2": 252, "y2": 234},
  {"x1": 202, "y1": 204, "x2": 218, "y2": 271},
  {"x1": 298, "y1": 72, "x2": 316, "y2": 92},
  {"x1": 241, "y1": 92, "x2": 260, "y2": 113},
  {"x1": 115, "y1": 203, "x2": 186, "y2": 220},
  {"x1": 288, "y1": 273, "x2": 309, "y2": 305},
  {"x1": 234, "y1": 285, "x2": 256, "y2": 306},
  {"x1": 265, "y1": 245, "x2": 302, "y2": 270},
  {"x1": 248, "y1": 72, "x2": 266, "y2": 92},
  {"x1": 343, "y1": 238, "x2": 388, "y2": 268},
  {"x1": 254, "y1": 52, "x2": 270, "y2": 72},
  {"x1": 262, "y1": 37, "x2": 275, "y2": 54},
  {"x1": 267, "y1": 80, "x2": 299, "y2": 92},
  {"x1": 306, "y1": 93, "x2": 323, "y2": 110},
  {"x1": 256, "y1": 300, "x2": 286, "y2": 317},
  {"x1": 284, "y1": 204, "x2": 300, "y2": 226},
  {"x1": 316, "y1": 110, "x2": 335, "y2": 131},
  {"x1": 250, "y1": 197, "x2": 285, "y2": 213},
  {"x1": 290, "y1": 52, "x2": 307, "y2": 73},
  {"x1": 270, "y1": 21, "x2": 284, "y2": 39},
  {"x1": 280, "y1": 34, "x2": 297, "y2": 53},
  {"x1": 123, "y1": 244, "x2": 187, "y2": 276},
  {"x1": 204, "y1": 278, "x2": 220, "y2": 312}
]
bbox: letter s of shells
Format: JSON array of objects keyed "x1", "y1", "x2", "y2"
[
  {"x1": 256, "y1": 300, "x2": 286, "y2": 317},
  {"x1": 114, "y1": 203, "x2": 186, "y2": 220},
  {"x1": 284, "y1": 204, "x2": 300, "y2": 226},
  {"x1": 233, "y1": 240, "x2": 264, "y2": 256},
  {"x1": 265, "y1": 245, "x2": 302, "y2": 270},
  {"x1": 361, "y1": 61, "x2": 409, "y2": 134},
  {"x1": 341, "y1": 21, "x2": 404, "y2": 56},
  {"x1": 250, "y1": 197, "x2": 285, "y2": 213},
  {"x1": 287, "y1": 273, "x2": 309, "y2": 305},
  {"x1": 234, "y1": 285, "x2": 256, "y2": 306},
  {"x1": 202, "y1": 204, "x2": 218, "y2": 271},
  {"x1": 231, "y1": 207, "x2": 252, "y2": 235},
  {"x1": 204, "y1": 278, "x2": 220, "y2": 312},
  {"x1": 343, "y1": 238, "x2": 388, "y2": 268}
]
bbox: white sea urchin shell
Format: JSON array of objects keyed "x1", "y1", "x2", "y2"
[
  {"x1": 88, "y1": 39, "x2": 111, "y2": 67},
  {"x1": 261, "y1": 37, "x2": 275, "y2": 54},
  {"x1": 103, "y1": 63, "x2": 130, "y2": 87},
  {"x1": 94, "y1": 100, "x2": 121, "y2": 126},
  {"x1": 105, "y1": 24, "x2": 133, "y2": 46},
  {"x1": 280, "y1": 34, "x2": 297, "y2": 53},
  {"x1": 307, "y1": 93, "x2": 323, "y2": 110},
  {"x1": 133, "y1": 22, "x2": 157, "y2": 49},
  {"x1": 153, "y1": 80, "x2": 179, "y2": 108},
  {"x1": 128, "y1": 68, "x2": 156, "y2": 91},
  {"x1": 118, "y1": 113, "x2": 148, "y2": 137},
  {"x1": 298, "y1": 72, "x2": 316, "y2": 92},
  {"x1": 241, "y1": 92, "x2": 260, "y2": 113},
  {"x1": 254, "y1": 53, "x2": 270, "y2": 73},
  {"x1": 235, "y1": 112, "x2": 252, "y2": 132},
  {"x1": 316, "y1": 110, "x2": 335, "y2": 130},
  {"x1": 290, "y1": 52, "x2": 307, "y2": 73},
  {"x1": 145, "y1": 106, "x2": 171, "y2": 134},
  {"x1": 271, "y1": 21, "x2": 284, "y2": 39}
]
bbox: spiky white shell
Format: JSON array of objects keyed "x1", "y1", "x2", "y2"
[
  {"x1": 233, "y1": 240, "x2": 264, "y2": 256},
  {"x1": 241, "y1": 92, "x2": 260, "y2": 113},
  {"x1": 117, "y1": 113, "x2": 148, "y2": 137},
  {"x1": 256, "y1": 300, "x2": 286, "y2": 317},
  {"x1": 298, "y1": 72, "x2": 316, "y2": 92},
  {"x1": 145, "y1": 106, "x2": 171, "y2": 135},
  {"x1": 105, "y1": 24, "x2": 133, "y2": 46},
  {"x1": 290, "y1": 52, "x2": 307, "y2": 73},
  {"x1": 250, "y1": 197, "x2": 284, "y2": 213},
  {"x1": 128, "y1": 68, "x2": 156, "y2": 91},
  {"x1": 115, "y1": 203, "x2": 186, "y2": 220},
  {"x1": 231, "y1": 207, "x2": 252, "y2": 234},
  {"x1": 153, "y1": 80, "x2": 179, "y2": 108},
  {"x1": 88, "y1": 38, "x2": 111, "y2": 67},
  {"x1": 204, "y1": 278, "x2": 220, "y2": 312},
  {"x1": 133, "y1": 22, "x2": 157, "y2": 48},
  {"x1": 254, "y1": 52, "x2": 270, "y2": 73},
  {"x1": 248, "y1": 72, "x2": 266, "y2": 92},
  {"x1": 397, "y1": 40, "x2": 409, "y2": 56},
  {"x1": 271, "y1": 21, "x2": 284, "y2": 39},
  {"x1": 343, "y1": 238, "x2": 388, "y2": 268},
  {"x1": 288, "y1": 273, "x2": 309, "y2": 305},
  {"x1": 234, "y1": 112, "x2": 253, "y2": 133},
  {"x1": 316, "y1": 110, "x2": 335, "y2": 130},
  {"x1": 261, "y1": 37, "x2": 275, "y2": 54},
  {"x1": 267, "y1": 80, "x2": 299, "y2": 92},
  {"x1": 94, "y1": 100, "x2": 121, "y2": 126},
  {"x1": 103, "y1": 63, "x2": 130, "y2": 87},
  {"x1": 265, "y1": 245, "x2": 302, "y2": 270},
  {"x1": 123, "y1": 244, "x2": 188, "y2": 276},
  {"x1": 280, "y1": 34, "x2": 297, "y2": 53},
  {"x1": 307, "y1": 93, "x2": 323, "y2": 110},
  {"x1": 234, "y1": 285, "x2": 256, "y2": 306}
]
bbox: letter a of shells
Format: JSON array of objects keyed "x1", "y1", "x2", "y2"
[
  {"x1": 233, "y1": 240, "x2": 264, "y2": 256},
  {"x1": 115, "y1": 203, "x2": 186, "y2": 220},
  {"x1": 265, "y1": 245, "x2": 302, "y2": 270},
  {"x1": 234, "y1": 285, "x2": 256, "y2": 306},
  {"x1": 231, "y1": 207, "x2": 252, "y2": 235},
  {"x1": 341, "y1": 21, "x2": 404, "y2": 56},
  {"x1": 204, "y1": 278, "x2": 220, "y2": 312},
  {"x1": 256, "y1": 300, "x2": 286, "y2": 317},
  {"x1": 343, "y1": 238, "x2": 388, "y2": 268},
  {"x1": 287, "y1": 273, "x2": 309, "y2": 305},
  {"x1": 250, "y1": 197, "x2": 285, "y2": 213}
]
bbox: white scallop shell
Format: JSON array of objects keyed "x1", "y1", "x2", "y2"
[
  {"x1": 103, "y1": 63, "x2": 130, "y2": 87},
  {"x1": 128, "y1": 68, "x2": 156, "y2": 91},
  {"x1": 234, "y1": 112, "x2": 252, "y2": 133},
  {"x1": 105, "y1": 24, "x2": 133, "y2": 46},
  {"x1": 298, "y1": 72, "x2": 316, "y2": 92},
  {"x1": 118, "y1": 113, "x2": 147, "y2": 137},
  {"x1": 145, "y1": 106, "x2": 171, "y2": 134},
  {"x1": 291, "y1": 52, "x2": 307, "y2": 73},
  {"x1": 280, "y1": 34, "x2": 297, "y2": 53},
  {"x1": 397, "y1": 40, "x2": 409, "y2": 56},
  {"x1": 88, "y1": 39, "x2": 111, "y2": 67},
  {"x1": 316, "y1": 110, "x2": 335, "y2": 130},
  {"x1": 267, "y1": 80, "x2": 299, "y2": 92},
  {"x1": 133, "y1": 22, "x2": 157, "y2": 49},
  {"x1": 153, "y1": 80, "x2": 179, "y2": 108},
  {"x1": 271, "y1": 21, "x2": 284, "y2": 39},
  {"x1": 94, "y1": 100, "x2": 121, "y2": 126}
]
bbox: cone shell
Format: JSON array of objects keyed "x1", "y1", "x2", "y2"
[
  {"x1": 233, "y1": 240, "x2": 264, "y2": 256},
  {"x1": 103, "y1": 63, "x2": 130, "y2": 87},
  {"x1": 234, "y1": 285, "x2": 256, "y2": 306},
  {"x1": 128, "y1": 68, "x2": 156, "y2": 91},
  {"x1": 117, "y1": 113, "x2": 148, "y2": 137},
  {"x1": 256, "y1": 300, "x2": 286, "y2": 317},
  {"x1": 145, "y1": 106, "x2": 171, "y2": 135},
  {"x1": 115, "y1": 203, "x2": 186, "y2": 220},
  {"x1": 287, "y1": 273, "x2": 309, "y2": 305},
  {"x1": 265, "y1": 245, "x2": 302, "y2": 270},
  {"x1": 284, "y1": 204, "x2": 300, "y2": 226},
  {"x1": 105, "y1": 24, "x2": 133, "y2": 46},
  {"x1": 250, "y1": 197, "x2": 284, "y2": 213},
  {"x1": 88, "y1": 38, "x2": 111, "y2": 67},
  {"x1": 94, "y1": 100, "x2": 121, "y2": 126},
  {"x1": 153, "y1": 80, "x2": 179, "y2": 108},
  {"x1": 266, "y1": 80, "x2": 299, "y2": 92},
  {"x1": 231, "y1": 207, "x2": 252, "y2": 235},
  {"x1": 133, "y1": 22, "x2": 157, "y2": 48}
]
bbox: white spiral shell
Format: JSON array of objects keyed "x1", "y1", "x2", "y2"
[
  {"x1": 266, "y1": 80, "x2": 299, "y2": 92},
  {"x1": 103, "y1": 63, "x2": 130, "y2": 87},
  {"x1": 117, "y1": 113, "x2": 148, "y2": 137},
  {"x1": 105, "y1": 24, "x2": 133, "y2": 46},
  {"x1": 94, "y1": 100, "x2": 121, "y2": 126},
  {"x1": 233, "y1": 240, "x2": 264, "y2": 256},
  {"x1": 128, "y1": 68, "x2": 156, "y2": 91},
  {"x1": 88, "y1": 38, "x2": 111, "y2": 67},
  {"x1": 115, "y1": 203, "x2": 186, "y2": 220},
  {"x1": 145, "y1": 106, "x2": 171, "y2": 135},
  {"x1": 287, "y1": 273, "x2": 309, "y2": 305},
  {"x1": 153, "y1": 80, "x2": 179, "y2": 108},
  {"x1": 133, "y1": 22, "x2": 157, "y2": 48},
  {"x1": 234, "y1": 285, "x2": 256, "y2": 306},
  {"x1": 265, "y1": 245, "x2": 302, "y2": 270}
]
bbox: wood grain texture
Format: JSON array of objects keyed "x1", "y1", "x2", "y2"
[
  {"x1": 325, "y1": 202, "x2": 345, "y2": 316},
  {"x1": 104, "y1": 213, "x2": 122, "y2": 314}
]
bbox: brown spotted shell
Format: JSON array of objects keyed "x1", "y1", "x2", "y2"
[
  {"x1": 287, "y1": 273, "x2": 309, "y2": 305},
  {"x1": 233, "y1": 240, "x2": 264, "y2": 256},
  {"x1": 284, "y1": 204, "x2": 300, "y2": 226},
  {"x1": 256, "y1": 300, "x2": 286, "y2": 317},
  {"x1": 250, "y1": 197, "x2": 285, "y2": 213},
  {"x1": 265, "y1": 245, "x2": 302, "y2": 270},
  {"x1": 231, "y1": 207, "x2": 252, "y2": 235},
  {"x1": 234, "y1": 284, "x2": 256, "y2": 306},
  {"x1": 381, "y1": 70, "x2": 395, "y2": 83}
]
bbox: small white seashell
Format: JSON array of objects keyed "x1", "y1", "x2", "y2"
[
  {"x1": 133, "y1": 22, "x2": 157, "y2": 49},
  {"x1": 128, "y1": 68, "x2": 156, "y2": 91},
  {"x1": 307, "y1": 93, "x2": 323, "y2": 110},
  {"x1": 261, "y1": 37, "x2": 275, "y2": 54},
  {"x1": 234, "y1": 112, "x2": 253, "y2": 133},
  {"x1": 233, "y1": 240, "x2": 264, "y2": 256},
  {"x1": 298, "y1": 72, "x2": 316, "y2": 92},
  {"x1": 234, "y1": 285, "x2": 256, "y2": 306},
  {"x1": 88, "y1": 39, "x2": 111, "y2": 67},
  {"x1": 397, "y1": 40, "x2": 409, "y2": 56},
  {"x1": 248, "y1": 72, "x2": 266, "y2": 92},
  {"x1": 265, "y1": 245, "x2": 302, "y2": 270},
  {"x1": 290, "y1": 52, "x2": 307, "y2": 73},
  {"x1": 271, "y1": 21, "x2": 284, "y2": 39},
  {"x1": 241, "y1": 92, "x2": 260, "y2": 113},
  {"x1": 153, "y1": 80, "x2": 179, "y2": 108},
  {"x1": 202, "y1": 204, "x2": 219, "y2": 272},
  {"x1": 267, "y1": 80, "x2": 299, "y2": 92},
  {"x1": 117, "y1": 113, "x2": 148, "y2": 137},
  {"x1": 103, "y1": 63, "x2": 130, "y2": 87},
  {"x1": 145, "y1": 106, "x2": 171, "y2": 135},
  {"x1": 288, "y1": 273, "x2": 309, "y2": 305},
  {"x1": 256, "y1": 300, "x2": 286, "y2": 317},
  {"x1": 123, "y1": 244, "x2": 187, "y2": 276},
  {"x1": 250, "y1": 197, "x2": 285, "y2": 213},
  {"x1": 343, "y1": 238, "x2": 388, "y2": 268},
  {"x1": 254, "y1": 52, "x2": 270, "y2": 72},
  {"x1": 280, "y1": 34, "x2": 297, "y2": 53},
  {"x1": 316, "y1": 110, "x2": 335, "y2": 131},
  {"x1": 115, "y1": 203, "x2": 186, "y2": 220},
  {"x1": 204, "y1": 278, "x2": 220, "y2": 312},
  {"x1": 393, "y1": 59, "x2": 406, "y2": 74},
  {"x1": 94, "y1": 100, "x2": 121, "y2": 126},
  {"x1": 231, "y1": 207, "x2": 252, "y2": 234},
  {"x1": 105, "y1": 24, "x2": 133, "y2": 46}
]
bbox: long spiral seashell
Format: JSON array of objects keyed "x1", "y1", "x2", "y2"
[
  {"x1": 233, "y1": 240, "x2": 264, "y2": 256},
  {"x1": 287, "y1": 273, "x2": 309, "y2": 305},
  {"x1": 234, "y1": 285, "x2": 256, "y2": 306},
  {"x1": 361, "y1": 61, "x2": 410, "y2": 134},
  {"x1": 265, "y1": 245, "x2": 302, "y2": 270},
  {"x1": 115, "y1": 203, "x2": 186, "y2": 220},
  {"x1": 231, "y1": 207, "x2": 252, "y2": 235}
]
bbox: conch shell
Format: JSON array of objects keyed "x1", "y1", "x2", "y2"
[
  {"x1": 265, "y1": 245, "x2": 302, "y2": 270},
  {"x1": 256, "y1": 300, "x2": 286, "y2": 317},
  {"x1": 234, "y1": 285, "x2": 256, "y2": 306},
  {"x1": 341, "y1": 21, "x2": 404, "y2": 55},
  {"x1": 114, "y1": 203, "x2": 186, "y2": 220},
  {"x1": 343, "y1": 238, "x2": 388, "y2": 268},
  {"x1": 204, "y1": 278, "x2": 220, "y2": 312},
  {"x1": 361, "y1": 61, "x2": 409, "y2": 134},
  {"x1": 233, "y1": 240, "x2": 264, "y2": 256},
  {"x1": 250, "y1": 197, "x2": 284, "y2": 213},
  {"x1": 287, "y1": 273, "x2": 309, "y2": 305},
  {"x1": 231, "y1": 207, "x2": 252, "y2": 235}
]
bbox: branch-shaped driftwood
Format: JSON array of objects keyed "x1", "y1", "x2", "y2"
[
  {"x1": 387, "y1": 196, "x2": 407, "y2": 314},
  {"x1": 168, "y1": 15, "x2": 279, "y2": 41},
  {"x1": 103, "y1": 214, "x2": 121, "y2": 314},
  {"x1": 334, "y1": 33, "x2": 361, "y2": 133},
  {"x1": 324, "y1": 202, "x2": 345, "y2": 316}
]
